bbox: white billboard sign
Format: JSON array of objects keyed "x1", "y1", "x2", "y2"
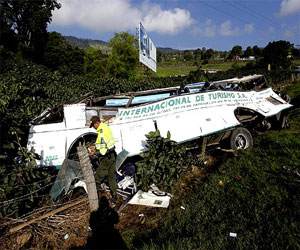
[{"x1": 139, "y1": 22, "x2": 157, "y2": 72}]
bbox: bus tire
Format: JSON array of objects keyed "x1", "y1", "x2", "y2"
[{"x1": 230, "y1": 127, "x2": 253, "y2": 150}]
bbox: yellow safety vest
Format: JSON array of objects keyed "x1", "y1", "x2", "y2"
[{"x1": 95, "y1": 123, "x2": 116, "y2": 155}]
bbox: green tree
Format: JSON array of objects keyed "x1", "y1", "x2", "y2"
[
  {"x1": 253, "y1": 45, "x2": 262, "y2": 58},
  {"x1": 43, "y1": 32, "x2": 68, "y2": 70},
  {"x1": 226, "y1": 53, "x2": 234, "y2": 60},
  {"x1": 185, "y1": 68, "x2": 208, "y2": 83},
  {"x1": 84, "y1": 47, "x2": 108, "y2": 76},
  {"x1": 243, "y1": 46, "x2": 253, "y2": 58},
  {"x1": 262, "y1": 40, "x2": 292, "y2": 70},
  {"x1": 44, "y1": 32, "x2": 85, "y2": 75},
  {"x1": 291, "y1": 47, "x2": 300, "y2": 60},
  {"x1": 193, "y1": 48, "x2": 202, "y2": 60},
  {"x1": 202, "y1": 48, "x2": 214, "y2": 60},
  {"x1": 157, "y1": 50, "x2": 163, "y2": 63},
  {"x1": 107, "y1": 32, "x2": 138, "y2": 79},
  {"x1": 0, "y1": 0, "x2": 61, "y2": 63},
  {"x1": 0, "y1": 5, "x2": 18, "y2": 52},
  {"x1": 220, "y1": 51, "x2": 229, "y2": 60},
  {"x1": 183, "y1": 50, "x2": 193, "y2": 61},
  {"x1": 231, "y1": 45, "x2": 243, "y2": 58}
]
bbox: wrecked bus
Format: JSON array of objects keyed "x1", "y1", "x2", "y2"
[{"x1": 27, "y1": 74, "x2": 292, "y2": 170}]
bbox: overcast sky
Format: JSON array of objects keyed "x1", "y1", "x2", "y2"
[{"x1": 48, "y1": 0, "x2": 300, "y2": 51}]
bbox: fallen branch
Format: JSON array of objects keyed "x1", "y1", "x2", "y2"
[{"x1": 9, "y1": 197, "x2": 88, "y2": 234}]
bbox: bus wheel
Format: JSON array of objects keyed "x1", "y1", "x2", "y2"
[{"x1": 230, "y1": 127, "x2": 253, "y2": 150}]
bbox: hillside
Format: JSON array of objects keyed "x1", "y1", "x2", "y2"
[
  {"x1": 157, "y1": 47, "x2": 180, "y2": 53},
  {"x1": 64, "y1": 35, "x2": 181, "y2": 54},
  {"x1": 64, "y1": 36, "x2": 108, "y2": 49}
]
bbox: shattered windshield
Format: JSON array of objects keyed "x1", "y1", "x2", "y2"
[{"x1": 30, "y1": 105, "x2": 64, "y2": 125}]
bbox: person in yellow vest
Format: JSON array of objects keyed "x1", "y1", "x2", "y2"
[{"x1": 88, "y1": 116, "x2": 117, "y2": 206}]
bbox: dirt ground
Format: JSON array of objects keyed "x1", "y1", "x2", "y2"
[{"x1": 0, "y1": 193, "x2": 171, "y2": 249}]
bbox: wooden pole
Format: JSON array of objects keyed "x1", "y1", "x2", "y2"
[
  {"x1": 9, "y1": 197, "x2": 88, "y2": 234},
  {"x1": 77, "y1": 146, "x2": 99, "y2": 212},
  {"x1": 201, "y1": 137, "x2": 207, "y2": 158}
]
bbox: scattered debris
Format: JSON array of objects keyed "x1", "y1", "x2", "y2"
[
  {"x1": 9, "y1": 197, "x2": 88, "y2": 233},
  {"x1": 16, "y1": 232, "x2": 32, "y2": 248},
  {"x1": 0, "y1": 197, "x2": 90, "y2": 249},
  {"x1": 180, "y1": 206, "x2": 186, "y2": 210},
  {"x1": 218, "y1": 180, "x2": 224, "y2": 186},
  {"x1": 128, "y1": 185, "x2": 172, "y2": 208},
  {"x1": 74, "y1": 180, "x2": 88, "y2": 193},
  {"x1": 49, "y1": 159, "x2": 84, "y2": 201},
  {"x1": 229, "y1": 232, "x2": 237, "y2": 238}
]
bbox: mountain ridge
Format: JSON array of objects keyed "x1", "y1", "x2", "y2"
[{"x1": 64, "y1": 35, "x2": 180, "y2": 53}]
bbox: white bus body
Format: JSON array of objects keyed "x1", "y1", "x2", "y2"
[{"x1": 27, "y1": 75, "x2": 292, "y2": 168}]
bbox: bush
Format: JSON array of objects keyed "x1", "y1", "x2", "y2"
[{"x1": 136, "y1": 130, "x2": 188, "y2": 191}]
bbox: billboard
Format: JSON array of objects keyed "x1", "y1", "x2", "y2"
[{"x1": 139, "y1": 22, "x2": 157, "y2": 72}]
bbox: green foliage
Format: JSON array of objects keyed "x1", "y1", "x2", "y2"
[
  {"x1": 0, "y1": 0, "x2": 61, "y2": 63},
  {"x1": 133, "y1": 126, "x2": 300, "y2": 249},
  {"x1": 291, "y1": 48, "x2": 300, "y2": 60},
  {"x1": 184, "y1": 68, "x2": 208, "y2": 83},
  {"x1": 231, "y1": 45, "x2": 243, "y2": 57},
  {"x1": 0, "y1": 57, "x2": 52, "y2": 161},
  {"x1": 107, "y1": 32, "x2": 138, "y2": 79},
  {"x1": 0, "y1": 133, "x2": 54, "y2": 219},
  {"x1": 253, "y1": 45, "x2": 262, "y2": 58},
  {"x1": 44, "y1": 32, "x2": 85, "y2": 75},
  {"x1": 183, "y1": 50, "x2": 193, "y2": 61},
  {"x1": 136, "y1": 130, "x2": 188, "y2": 190},
  {"x1": 262, "y1": 40, "x2": 292, "y2": 70},
  {"x1": 202, "y1": 48, "x2": 214, "y2": 60},
  {"x1": 193, "y1": 48, "x2": 202, "y2": 60},
  {"x1": 243, "y1": 46, "x2": 253, "y2": 58},
  {"x1": 231, "y1": 61, "x2": 241, "y2": 70},
  {"x1": 281, "y1": 82, "x2": 300, "y2": 110},
  {"x1": 84, "y1": 48, "x2": 108, "y2": 76}
]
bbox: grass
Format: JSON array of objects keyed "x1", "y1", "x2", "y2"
[
  {"x1": 282, "y1": 80, "x2": 300, "y2": 99},
  {"x1": 291, "y1": 60, "x2": 300, "y2": 67},
  {"x1": 202, "y1": 61, "x2": 247, "y2": 71},
  {"x1": 153, "y1": 61, "x2": 249, "y2": 77},
  {"x1": 156, "y1": 65, "x2": 197, "y2": 77},
  {"x1": 140, "y1": 59, "x2": 300, "y2": 78}
]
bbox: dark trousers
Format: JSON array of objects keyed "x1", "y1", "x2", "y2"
[{"x1": 95, "y1": 151, "x2": 117, "y2": 198}]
